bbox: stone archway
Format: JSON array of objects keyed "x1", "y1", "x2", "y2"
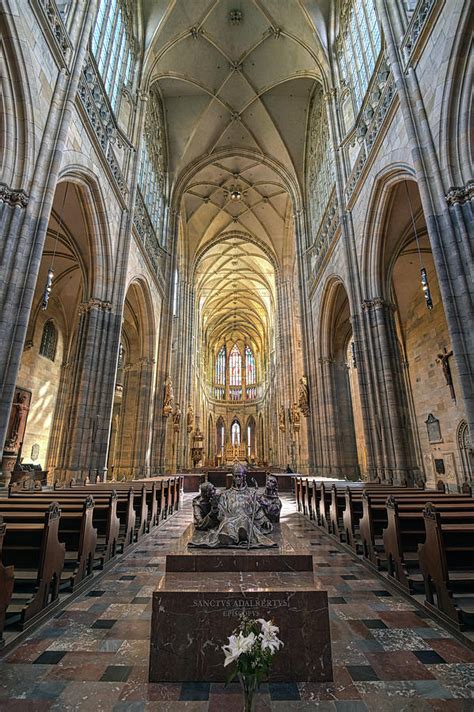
[
  {"x1": 318, "y1": 279, "x2": 365, "y2": 480},
  {"x1": 109, "y1": 279, "x2": 156, "y2": 479},
  {"x1": 4, "y1": 177, "x2": 111, "y2": 484}
]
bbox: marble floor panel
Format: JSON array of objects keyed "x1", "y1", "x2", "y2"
[{"x1": 0, "y1": 496, "x2": 473, "y2": 710}]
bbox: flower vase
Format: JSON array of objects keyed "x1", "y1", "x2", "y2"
[{"x1": 239, "y1": 673, "x2": 257, "y2": 712}]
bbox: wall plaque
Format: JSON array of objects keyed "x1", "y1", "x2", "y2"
[{"x1": 426, "y1": 413, "x2": 442, "y2": 443}]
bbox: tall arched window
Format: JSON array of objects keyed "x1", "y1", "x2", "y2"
[
  {"x1": 92, "y1": 0, "x2": 136, "y2": 112},
  {"x1": 231, "y1": 419, "x2": 241, "y2": 445},
  {"x1": 39, "y1": 320, "x2": 57, "y2": 362},
  {"x1": 229, "y1": 345, "x2": 242, "y2": 386},
  {"x1": 336, "y1": 0, "x2": 381, "y2": 113},
  {"x1": 245, "y1": 346, "x2": 256, "y2": 384},
  {"x1": 138, "y1": 87, "x2": 166, "y2": 238},
  {"x1": 307, "y1": 85, "x2": 335, "y2": 235},
  {"x1": 216, "y1": 346, "x2": 226, "y2": 385}
]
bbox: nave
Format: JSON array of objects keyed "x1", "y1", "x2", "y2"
[{"x1": 0, "y1": 494, "x2": 472, "y2": 711}]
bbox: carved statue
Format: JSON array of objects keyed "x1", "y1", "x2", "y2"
[
  {"x1": 258, "y1": 476, "x2": 282, "y2": 523},
  {"x1": 298, "y1": 375, "x2": 310, "y2": 417},
  {"x1": 278, "y1": 405, "x2": 286, "y2": 432},
  {"x1": 163, "y1": 377, "x2": 174, "y2": 417},
  {"x1": 172, "y1": 403, "x2": 181, "y2": 431},
  {"x1": 187, "y1": 404, "x2": 194, "y2": 433},
  {"x1": 192, "y1": 482, "x2": 220, "y2": 531},
  {"x1": 5, "y1": 391, "x2": 29, "y2": 451},
  {"x1": 190, "y1": 463, "x2": 275, "y2": 548},
  {"x1": 436, "y1": 347, "x2": 456, "y2": 401},
  {"x1": 290, "y1": 402, "x2": 300, "y2": 430}
]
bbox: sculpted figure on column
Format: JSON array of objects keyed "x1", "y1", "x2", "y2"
[
  {"x1": 290, "y1": 402, "x2": 300, "y2": 430},
  {"x1": 298, "y1": 376, "x2": 310, "y2": 417},
  {"x1": 186, "y1": 404, "x2": 194, "y2": 433},
  {"x1": 190, "y1": 463, "x2": 275, "y2": 548},
  {"x1": 278, "y1": 405, "x2": 286, "y2": 432},
  {"x1": 172, "y1": 403, "x2": 181, "y2": 431},
  {"x1": 163, "y1": 377, "x2": 174, "y2": 417}
]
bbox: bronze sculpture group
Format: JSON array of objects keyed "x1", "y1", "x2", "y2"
[{"x1": 190, "y1": 464, "x2": 282, "y2": 549}]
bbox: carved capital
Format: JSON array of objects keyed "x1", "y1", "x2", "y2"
[
  {"x1": 0, "y1": 183, "x2": 29, "y2": 208},
  {"x1": 445, "y1": 180, "x2": 474, "y2": 206}
]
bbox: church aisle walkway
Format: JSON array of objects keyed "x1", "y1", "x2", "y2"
[{"x1": 0, "y1": 497, "x2": 473, "y2": 711}]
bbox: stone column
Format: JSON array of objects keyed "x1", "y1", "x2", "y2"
[
  {"x1": 376, "y1": 0, "x2": 474, "y2": 442},
  {"x1": 151, "y1": 211, "x2": 178, "y2": 473},
  {"x1": 362, "y1": 297, "x2": 420, "y2": 484},
  {"x1": 0, "y1": 0, "x2": 97, "y2": 454},
  {"x1": 57, "y1": 298, "x2": 122, "y2": 482},
  {"x1": 132, "y1": 357, "x2": 156, "y2": 477}
]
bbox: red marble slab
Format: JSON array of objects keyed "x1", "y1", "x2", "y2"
[
  {"x1": 165, "y1": 552, "x2": 313, "y2": 572},
  {"x1": 149, "y1": 585, "x2": 332, "y2": 683}
]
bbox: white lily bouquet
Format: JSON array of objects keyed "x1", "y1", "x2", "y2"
[{"x1": 222, "y1": 616, "x2": 284, "y2": 711}]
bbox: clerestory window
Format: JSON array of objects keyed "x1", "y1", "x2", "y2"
[
  {"x1": 91, "y1": 0, "x2": 135, "y2": 113},
  {"x1": 336, "y1": 0, "x2": 381, "y2": 114}
]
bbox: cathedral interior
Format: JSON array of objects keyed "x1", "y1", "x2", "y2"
[{"x1": 0, "y1": 0, "x2": 473, "y2": 708}]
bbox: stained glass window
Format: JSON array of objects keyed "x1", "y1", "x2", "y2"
[
  {"x1": 336, "y1": 0, "x2": 381, "y2": 113},
  {"x1": 216, "y1": 346, "x2": 226, "y2": 385},
  {"x1": 39, "y1": 320, "x2": 57, "y2": 361},
  {"x1": 231, "y1": 420, "x2": 241, "y2": 445},
  {"x1": 245, "y1": 346, "x2": 256, "y2": 385},
  {"x1": 229, "y1": 344, "x2": 242, "y2": 386}
]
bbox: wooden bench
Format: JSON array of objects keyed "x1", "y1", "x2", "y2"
[
  {"x1": 1, "y1": 503, "x2": 66, "y2": 629},
  {"x1": 382, "y1": 496, "x2": 474, "y2": 594},
  {"x1": 0, "y1": 496, "x2": 97, "y2": 590},
  {"x1": 9, "y1": 489, "x2": 122, "y2": 568},
  {"x1": 359, "y1": 492, "x2": 473, "y2": 567},
  {"x1": 418, "y1": 502, "x2": 474, "y2": 630},
  {"x1": 0, "y1": 520, "x2": 14, "y2": 646}
]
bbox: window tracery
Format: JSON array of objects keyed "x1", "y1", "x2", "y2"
[
  {"x1": 39, "y1": 320, "x2": 57, "y2": 361},
  {"x1": 336, "y1": 0, "x2": 381, "y2": 113},
  {"x1": 229, "y1": 344, "x2": 242, "y2": 386},
  {"x1": 91, "y1": 0, "x2": 136, "y2": 112},
  {"x1": 215, "y1": 346, "x2": 226, "y2": 386},
  {"x1": 307, "y1": 85, "x2": 335, "y2": 236},
  {"x1": 138, "y1": 86, "x2": 166, "y2": 239}
]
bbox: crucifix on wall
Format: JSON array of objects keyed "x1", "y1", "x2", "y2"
[{"x1": 436, "y1": 347, "x2": 455, "y2": 402}]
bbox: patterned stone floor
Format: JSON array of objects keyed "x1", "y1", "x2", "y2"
[{"x1": 0, "y1": 496, "x2": 473, "y2": 710}]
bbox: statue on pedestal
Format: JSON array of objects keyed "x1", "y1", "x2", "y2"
[
  {"x1": 190, "y1": 464, "x2": 276, "y2": 548},
  {"x1": 290, "y1": 402, "x2": 300, "y2": 430},
  {"x1": 258, "y1": 476, "x2": 282, "y2": 523}
]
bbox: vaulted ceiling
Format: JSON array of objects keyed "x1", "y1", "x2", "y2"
[{"x1": 141, "y1": 0, "x2": 332, "y2": 372}]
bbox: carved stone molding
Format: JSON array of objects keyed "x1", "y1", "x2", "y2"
[
  {"x1": 362, "y1": 297, "x2": 395, "y2": 312},
  {"x1": 401, "y1": 0, "x2": 438, "y2": 65},
  {"x1": 445, "y1": 181, "x2": 474, "y2": 206},
  {"x1": 79, "y1": 298, "x2": 112, "y2": 314},
  {"x1": 0, "y1": 183, "x2": 29, "y2": 208}
]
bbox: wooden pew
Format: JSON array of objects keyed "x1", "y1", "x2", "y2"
[
  {"x1": 383, "y1": 496, "x2": 474, "y2": 593},
  {"x1": 359, "y1": 491, "x2": 473, "y2": 567},
  {"x1": 418, "y1": 502, "x2": 474, "y2": 630},
  {"x1": 0, "y1": 519, "x2": 14, "y2": 646},
  {"x1": 12, "y1": 489, "x2": 131, "y2": 554},
  {"x1": 2, "y1": 503, "x2": 66, "y2": 629},
  {"x1": 0, "y1": 496, "x2": 97, "y2": 590}
]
